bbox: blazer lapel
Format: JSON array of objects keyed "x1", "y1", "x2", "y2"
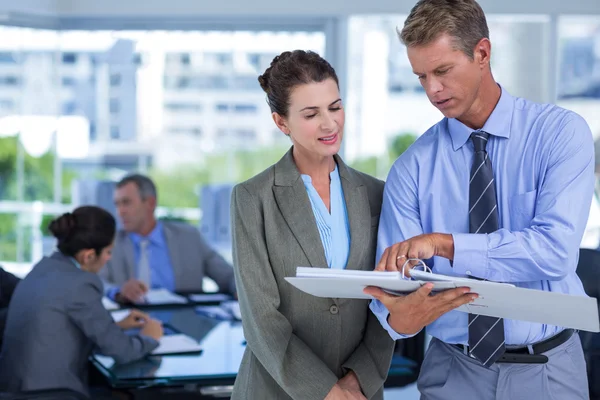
[
  {"x1": 163, "y1": 222, "x2": 184, "y2": 291},
  {"x1": 273, "y1": 149, "x2": 328, "y2": 268},
  {"x1": 336, "y1": 156, "x2": 371, "y2": 271}
]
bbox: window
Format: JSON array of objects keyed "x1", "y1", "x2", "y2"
[
  {"x1": 180, "y1": 53, "x2": 191, "y2": 65},
  {"x1": 62, "y1": 101, "x2": 77, "y2": 115},
  {"x1": 109, "y1": 99, "x2": 120, "y2": 114},
  {"x1": 0, "y1": 76, "x2": 19, "y2": 86},
  {"x1": 164, "y1": 102, "x2": 202, "y2": 112},
  {"x1": 61, "y1": 77, "x2": 76, "y2": 87},
  {"x1": 0, "y1": 52, "x2": 16, "y2": 64},
  {"x1": 110, "y1": 126, "x2": 120, "y2": 139},
  {"x1": 234, "y1": 104, "x2": 257, "y2": 113},
  {"x1": 62, "y1": 53, "x2": 77, "y2": 64},
  {"x1": 0, "y1": 27, "x2": 325, "y2": 269},
  {"x1": 215, "y1": 103, "x2": 230, "y2": 112},
  {"x1": 110, "y1": 74, "x2": 121, "y2": 87},
  {"x1": 0, "y1": 99, "x2": 14, "y2": 109}
]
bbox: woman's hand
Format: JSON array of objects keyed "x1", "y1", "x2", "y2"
[{"x1": 116, "y1": 309, "x2": 150, "y2": 330}]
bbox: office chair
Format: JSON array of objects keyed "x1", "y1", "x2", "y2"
[{"x1": 576, "y1": 248, "x2": 600, "y2": 400}]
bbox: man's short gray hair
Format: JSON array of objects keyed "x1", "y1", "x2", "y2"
[{"x1": 117, "y1": 173, "x2": 157, "y2": 200}]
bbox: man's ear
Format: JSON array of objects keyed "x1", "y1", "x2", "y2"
[
  {"x1": 474, "y1": 37, "x2": 491, "y2": 68},
  {"x1": 272, "y1": 112, "x2": 290, "y2": 135}
]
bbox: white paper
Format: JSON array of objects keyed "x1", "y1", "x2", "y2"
[
  {"x1": 152, "y1": 334, "x2": 202, "y2": 355},
  {"x1": 286, "y1": 267, "x2": 600, "y2": 333},
  {"x1": 137, "y1": 288, "x2": 187, "y2": 305},
  {"x1": 221, "y1": 301, "x2": 242, "y2": 321},
  {"x1": 102, "y1": 296, "x2": 119, "y2": 310},
  {"x1": 188, "y1": 293, "x2": 232, "y2": 303},
  {"x1": 110, "y1": 309, "x2": 131, "y2": 322}
]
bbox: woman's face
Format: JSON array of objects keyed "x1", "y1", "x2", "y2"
[
  {"x1": 273, "y1": 78, "x2": 345, "y2": 160},
  {"x1": 82, "y1": 243, "x2": 114, "y2": 274}
]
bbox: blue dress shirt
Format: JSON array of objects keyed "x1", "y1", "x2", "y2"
[
  {"x1": 301, "y1": 164, "x2": 351, "y2": 269},
  {"x1": 371, "y1": 87, "x2": 595, "y2": 346},
  {"x1": 128, "y1": 222, "x2": 176, "y2": 291}
]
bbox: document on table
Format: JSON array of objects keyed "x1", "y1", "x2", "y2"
[
  {"x1": 152, "y1": 334, "x2": 202, "y2": 355},
  {"x1": 285, "y1": 266, "x2": 600, "y2": 333},
  {"x1": 188, "y1": 293, "x2": 233, "y2": 303},
  {"x1": 136, "y1": 288, "x2": 188, "y2": 305},
  {"x1": 102, "y1": 296, "x2": 119, "y2": 310}
]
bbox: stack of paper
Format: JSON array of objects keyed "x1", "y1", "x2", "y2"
[
  {"x1": 152, "y1": 334, "x2": 202, "y2": 355},
  {"x1": 136, "y1": 288, "x2": 188, "y2": 305},
  {"x1": 285, "y1": 267, "x2": 600, "y2": 333},
  {"x1": 102, "y1": 296, "x2": 119, "y2": 311}
]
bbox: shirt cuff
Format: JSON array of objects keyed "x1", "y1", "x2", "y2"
[
  {"x1": 369, "y1": 299, "x2": 416, "y2": 340},
  {"x1": 107, "y1": 287, "x2": 120, "y2": 301},
  {"x1": 452, "y1": 233, "x2": 489, "y2": 279}
]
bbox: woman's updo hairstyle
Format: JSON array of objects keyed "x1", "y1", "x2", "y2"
[
  {"x1": 258, "y1": 50, "x2": 339, "y2": 117},
  {"x1": 48, "y1": 206, "x2": 116, "y2": 257}
]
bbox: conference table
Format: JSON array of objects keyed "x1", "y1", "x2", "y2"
[{"x1": 91, "y1": 298, "x2": 421, "y2": 398}]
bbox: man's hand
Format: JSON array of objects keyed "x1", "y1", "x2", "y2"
[
  {"x1": 364, "y1": 283, "x2": 476, "y2": 335},
  {"x1": 140, "y1": 318, "x2": 164, "y2": 341},
  {"x1": 324, "y1": 384, "x2": 367, "y2": 400},
  {"x1": 116, "y1": 309, "x2": 150, "y2": 330},
  {"x1": 116, "y1": 279, "x2": 148, "y2": 303},
  {"x1": 376, "y1": 233, "x2": 454, "y2": 275}
]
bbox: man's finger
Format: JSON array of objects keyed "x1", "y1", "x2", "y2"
[
  {"x1": 137, "y1": 280, "x2": 149, "y2": 292},
  {"x1": 435, "y1": 286, "x2": 472, "y2": 303},
  {"x1": 363, "y1": 286, "x2": 398, "y2": 307},
  {"x1": 411, "y1": 283, "x2": 434, "y2": 300},
  {"x1": 375, "y1": 248, "x2": 390, "y2": 271}
]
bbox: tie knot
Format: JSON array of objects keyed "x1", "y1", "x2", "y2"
[
  {"x1": 471, "y1": 131, "x2": 489, "y2": 153},
  {"x1": 140, "y1": 239, "x2": 149, "y2": 249}
]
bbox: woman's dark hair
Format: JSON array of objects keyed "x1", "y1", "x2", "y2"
[
  {"x1": 258, "y1": 50, "x2": 339, "y2": 117},
  {"x1": 48, "y1": 206, "x2": 116, "y2": 257}
]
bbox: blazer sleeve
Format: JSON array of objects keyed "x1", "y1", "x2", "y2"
[
  {"x1": 66, "y1": 278, "x2": 158, "y2": 363},
  {"x1": 342, "y1": 309, "x2": 394, "y2": 398},
  {"x1": 231, "y1": 184, "x2": 340, "y2": 399},
  {"x1": 195, "y1": 230, "x2": 236, "y2": 295}
]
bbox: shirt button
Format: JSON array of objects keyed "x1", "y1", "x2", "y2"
[
  {"x1": 466, "y1": 270, "x2": 472, "y2": 275},
  {"x1": 329, "y1": 305, "x2": 339, "y2": 315}
]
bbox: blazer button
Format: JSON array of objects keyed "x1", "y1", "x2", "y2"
[{"x1": 329, "y1": 305, "x2": 339, "y2": 315}]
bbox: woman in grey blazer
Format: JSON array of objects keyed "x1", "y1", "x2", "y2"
[
  {"x1": 0, "y1": 206, "x2": 164, "y2": 398},
  {"x1": 231, "y1": 50, "x2": 394, "y2": 400}
]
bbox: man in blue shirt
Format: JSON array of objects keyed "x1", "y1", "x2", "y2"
[
  {"x1": 365, "y1": 1, "x2": 593, "y2": 399},
  {"x1": 100, "y1": 174, "x2": 236, "y2": 303}
]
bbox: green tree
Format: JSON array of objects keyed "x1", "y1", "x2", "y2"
[{"x1": 389, "y1": 132, "x2": 417, "y2": 160}]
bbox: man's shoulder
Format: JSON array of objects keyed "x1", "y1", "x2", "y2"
[
  {"x1": 161, "y1": 220, "x2": 198, "y2": 236},
  {"x1": 514, "y1": 96, "x2": 589, "y2": 134}
]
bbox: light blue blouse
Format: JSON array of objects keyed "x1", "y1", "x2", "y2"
[{"x1": 301, "y1": 165, "x2": 351, "y2": 269}]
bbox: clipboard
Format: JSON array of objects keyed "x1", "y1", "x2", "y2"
[{"x1": 284, "y1": 261, "x2": 600, "y2": 333}]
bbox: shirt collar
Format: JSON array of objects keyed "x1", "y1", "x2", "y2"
[
  {"x1": 301, "y1": 164, "x2": 340, "y2": 184},
  {"x1": 129, "y1": 221, "x2": 163, "y2": 246},
  {"x1": 69, "y1": 257, "x2": 81, "y2": 269},
  {"x1": 448, "y1": 85, "x2": 514, "y2": 151}
]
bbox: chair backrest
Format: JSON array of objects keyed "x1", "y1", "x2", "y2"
[
  {"x1": 577, "y1": 248, "x2": 600, "y2": 300},
  {"x1": 0, "y1": 389, "x2": 88, "y2": 400}
]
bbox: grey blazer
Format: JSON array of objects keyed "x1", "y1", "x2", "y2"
[
  {"x1": 231, "y1": 149, "x2": 394, "y2": 400},
  {"x1": 0, "y1": 252, "x2": 158, "y2": 397},
  {"x1": 99, "y1": 221, "x2": 236, "y2": 295}
]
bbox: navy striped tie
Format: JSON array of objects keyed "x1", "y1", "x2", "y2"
[{"x1": 467, "y1": 131, "x2": 505, "y2": 367}]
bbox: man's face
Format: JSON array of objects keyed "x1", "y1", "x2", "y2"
[
  {"x1": 407, "y1": 33, "x2": 485, "y2": 120},
  {"x1": 114, "y1": 182, "x2": 154, "y2": 233}
]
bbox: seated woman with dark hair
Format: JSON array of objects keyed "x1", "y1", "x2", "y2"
[{"x1": 0, "y1": 206, "x2": 163, "y2": 398}]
